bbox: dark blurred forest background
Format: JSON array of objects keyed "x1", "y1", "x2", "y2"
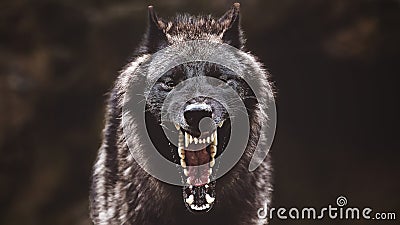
[{"x1": 1, "y1": 0, "x2": 399, "y2": 224}]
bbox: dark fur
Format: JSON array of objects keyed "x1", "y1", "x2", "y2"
[{"x1": 90, "y1": 4, "x2": 273, "y2": 225}]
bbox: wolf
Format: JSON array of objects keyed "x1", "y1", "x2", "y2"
[{"x1": 90, "y1": 3, "x2": 274, "y2": 225}]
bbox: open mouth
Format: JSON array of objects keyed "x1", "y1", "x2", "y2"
[{"x1": 175, "y1": 120, "x2": 226, "y2": 212}]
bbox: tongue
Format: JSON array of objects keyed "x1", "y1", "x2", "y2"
[{"x1": 185, "y1": 148, "x2": 210, "y2": 186}]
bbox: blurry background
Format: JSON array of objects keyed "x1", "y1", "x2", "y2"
[{"x1": 0, "y1": 0, "x2": 399, "y2": 224}]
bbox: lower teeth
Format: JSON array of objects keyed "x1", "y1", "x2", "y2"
[
  {"x1": 205, "y1": 193, "x2": 215, "y2": 204},
  {"x1": 190, "y1": 204, "x2": 210, "y2": 210}
]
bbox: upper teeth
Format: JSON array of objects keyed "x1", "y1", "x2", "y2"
[
  {"x1": 212, "y1": 130, "x2": 217, "y2": 145},
  {"x1": 178, "y1": 147, "x2": 185, "y2": 159},
  {"x1": 185, "y1": 132, "x2": 190, "y2": 147},
  {"x1": 178, "y1": 131, "x2": 218, "y2": 170},
  {"x1": 178, "y1": 132, "x2": 185, "y2": 159},
  {"x1": 183, "y1": 131, "x2": 216, "y2": 146}
]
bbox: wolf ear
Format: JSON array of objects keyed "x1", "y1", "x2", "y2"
[
  {"x1": 219, "y1": 3, "x2": 244, "y2": 49},
  {"x1": 145, "y1": 6, "x2": 168, "y2": 53}
]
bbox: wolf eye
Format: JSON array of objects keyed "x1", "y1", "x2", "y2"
[
  {"x1": 160, "y1": 80, "x2": 175, "y2": 90},
  {"x1": 166, "y1": 81, "x2": 175, "y2": 87}
]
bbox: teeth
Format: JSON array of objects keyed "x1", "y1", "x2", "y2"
[
  {"x1": 185, "y1": 132, "x2": 189, "y2": 147},
  {"x1": 210, "y1": 145, "x2": 217, "y2": 158},
  {"x1": 184, "y1": 169, "x2": 189, "y2": 176},
  {"x1": 178, "y1": 147, "x2": 185, "y2": 159},
  {"x1": 175, "y1": 124, "x2": 180, "y2": 130},
  {"x1": 205, "y1": 194, "x2": 215, "y2": 204},
  {"x1": 212, "y1": 130, "x2": 217, "y2": 145},
  {"x1": 180, "y1": 159, "x2": 186, "y2": 168},
  {"x1": 183, "y1": 133, "x2": 216, "y2": 145},
  {"x1": 210, "y1": 158, "x2": 215, "y2": 167},
  {"x1": 186, "y1": 177, "x2": 190, "y2": 184},
  {"x1": 178, "y1": 132, "x2": 185, "y2": 159},
  {"x1": 201, "y1": 138, "x2": 204, "y2": 143},
  {"x1": 178, "y1": 131, "x2": 184, "y2": 146},
  {"x1": 190, "y1": 204, "x2": 210, "y2": 211},
  {"x1": 218, "y1": 120, "x2": 224, "y2": 128},
  {"x1": 185, "y1": 195, "x2": 194, "y2": 205},
  {"x1": 209, "y1": 168, "x2": 212, "y2": 175}
]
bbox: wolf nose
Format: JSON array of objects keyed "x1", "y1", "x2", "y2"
[{"x1": 184, "y1": 104, "x2": 212, "y2": 131}]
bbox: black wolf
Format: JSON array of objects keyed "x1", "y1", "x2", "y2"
[{"x1": 90, "y1": 3, "x2": 273, "y2": 225}]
